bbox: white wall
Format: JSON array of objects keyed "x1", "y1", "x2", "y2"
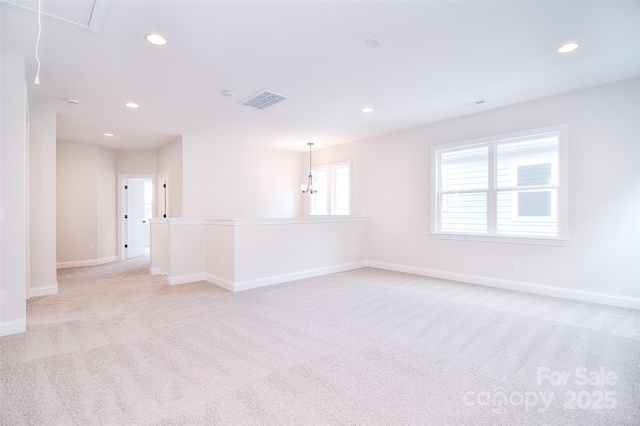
[
  {"x1": 182, "y1": 136, "x2": 300, "y2": 218},
  {"x1": 309, "y1": 79, "x2": 640, "y2": 301},
  {"x1": 234, "y1": 220, "x2": 368, "y2": 283},
  {"x1": 116, "y1": 149, "x2": 157, "y2": 175},
  {"x1": 149, "y1": 219, "x2": 170, "y2": 276},
  {"x1": 0, "y1": 53, "x2": 27, "y2": 335},
  {"x1": 29, "y1": 105, "x2": 57, "y2": 296},
  {"x1": 56, "y1": 141, "x2": 98, "y2": 264},
  {"x1": 58, "y1": 142, "x2": 166, "y2": 266},
  {"x1": 205, "y1": 223, "x2": 235, "y2": 282},
  {"x1": 97, "y1": 146, "x2": 117, "y2": 260},
  {"x1": 157, "y1": 137, "x2": 183, "y2": 217}
]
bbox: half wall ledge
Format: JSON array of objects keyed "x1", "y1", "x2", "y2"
[{"x1": 149, "y1": 216, "x2": 368, "y2": 291}]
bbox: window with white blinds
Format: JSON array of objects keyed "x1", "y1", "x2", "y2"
[
  {"x1": 310, "y1": 161, "x2": 351, "y2": 215},
  {"x1": 431, "y1": 125, "x2": 568, "y2": 244}
]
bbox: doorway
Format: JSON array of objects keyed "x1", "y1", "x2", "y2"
[{"x1": 118, "y1": 175, "x2": 155, "y2": 260}]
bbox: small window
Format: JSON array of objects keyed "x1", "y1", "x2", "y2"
[
  {"x1": 514, "y1": 163, "x2": 553, "y2": 218},
  {"x1": 310, "y1": 161, "x2": 351, "y2": 215},
  {"x1": 431, "y1": 125, "x2": 567, "y2": 244}
]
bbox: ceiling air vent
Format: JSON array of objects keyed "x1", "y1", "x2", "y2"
[{"x1": 240, "y1": 90, "x2": 289, "y2": 110}]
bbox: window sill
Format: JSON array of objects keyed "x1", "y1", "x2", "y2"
[{"x1": 430, "y1": 232, "x2": 569, "y2": 246}]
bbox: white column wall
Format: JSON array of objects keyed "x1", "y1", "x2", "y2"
[
  {"x1": 168, "y1": 222, "x2": 205, "y2": 284},
  {"x1": 28, "y1": 105, "x2": 58, "y2": 297},
  {"x1": 97, "y1": 146, "x2": 117, "y2": 262},
  {"x1": 205, "y1": 223, "x2": 235, "y2": 288},
  {"x1": 56, "y1": 141, "x2": 98, "y2": 265},
  {"x1": 149, "y1": 219, "x2": 170, "y2": 276},
  {"x1": 0, "y1": 53, "x2": 27, "y2": 335}
]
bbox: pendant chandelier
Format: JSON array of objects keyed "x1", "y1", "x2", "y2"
[{"x1": 301, "y1": 142, "x2": 317, "y2": 194}]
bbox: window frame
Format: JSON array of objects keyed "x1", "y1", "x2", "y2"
[
  {"x1": 510, "y1": 159, "x2": 557, "y2": 223},
  {"x1": 309, "y1": 160, "x2": 352, "y2": 216},
  {"x1": 430, "y1": 125, "x2": 568, "y2": 246}
]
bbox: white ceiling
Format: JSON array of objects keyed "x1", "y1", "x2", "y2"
[{"x1": 1, "y1": 1, "x2": 638, "y2": 152}]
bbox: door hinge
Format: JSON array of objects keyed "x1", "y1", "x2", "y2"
[
  {"x1": 124, "y1": 185, "x2": 128, "y2": 189},
  {"x1": 124, "y1": 215, "x2": 128, "y2": 219},
  {"x1": 163, "y1": 214, "x2": 166, "y2": 218},
  {"x1": 163, "y1": 183, "x2": 167, "y2": 188},
  {"x1": 124, "y1": 244, "x2": 128, "y2": 248}
]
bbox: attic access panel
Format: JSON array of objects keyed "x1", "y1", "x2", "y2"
[{"x1": 3, "y1": 0, "x2": 109, "y2": 31}]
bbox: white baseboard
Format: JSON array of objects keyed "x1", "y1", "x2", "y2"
[
  {"x1": 169, "y1": 262, "x2": 367, "y2": 292},
  {"x1": 57, "y1": 256, "x2": 118, "y2": 269},
  {"x1": 97, "y1": 256, "x2": 118, "y2": 265},
  {"x1": 367, "y1": 261, "x2": 640, "y2": 310},
  {"x1": 29, "y1": 284, "x2": 58, "y2": 298},
  {"x1": 149, "y1": 267, "x2": 163, "y2": 275},
  {"x1": 205, "y1": 273, "x2": 235, "y2": 291},
  {"x1": 167, "y1": 273, "x2": 206, "y2": 286},
  {"x1": 0, "y1": 319, "x2": 26, "y2": 336},
  {"x1": 233, "y1": 261, "x2": 368, "y2": 292}
]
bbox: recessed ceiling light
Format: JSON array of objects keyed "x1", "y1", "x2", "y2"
[
  {"x1": 104, "y1": 133, "x2": 114, "y2": 137},
  {"x1": 362, "y1": 107, "x2": 373, "y2": 113},
  {"x1": 125, "y1": 102, "x2": 139, "y2": 108},
  {"x1": 557, "y1": 42, "x2": 579, "y2": 53},
  {"x1": 365, "y1": 38, "x2": 382, "y2": 48},
  {"x1": 145, "y1": 33, "x2": 167, "y2": 46}
]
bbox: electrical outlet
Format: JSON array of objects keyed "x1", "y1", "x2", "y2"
[
  {"x1": 510, "y1": 260, "x2": 518, "y2": 270},
  {"x1": 89, "y1": 246, "x2": 94, "y2": 253},
  {"x1": 0, "y1": 291, "x2": 5, "y2": 305}
]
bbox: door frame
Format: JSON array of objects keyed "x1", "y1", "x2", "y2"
[
  {"x1": 157, "y1": 170, "x2": 169, "y2": 219},
  {"x1": 117, "y1": 174, "x2": 156, "y2": 261}
]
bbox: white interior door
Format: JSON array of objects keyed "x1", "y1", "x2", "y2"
[{"x1": 125, "y1": 179, "x2": 146, "y2": 259}]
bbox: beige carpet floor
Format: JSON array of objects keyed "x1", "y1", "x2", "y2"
[{"x1": 1, "y1": 255, "x2": 639, "y2": 425}]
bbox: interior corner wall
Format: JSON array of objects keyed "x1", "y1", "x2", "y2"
[
  {"x1": 29, "y1": 104, "x2": 57, "y2": 293},
  {"x1": 0, "y1": 52, "x2": 27, "y2": 335},
  {"x1": 157, "y1": 137, "x2": 183, "y2": 217},
  {"x1": 312, "y1": 78, "x2": 640, "y2": 300},
  {"x1": 97, "y1": 146, "x2": 117, "y2": 260},
  {"x1": 56, "y1": 140, "x2": 98, "y2": 264},
  {"x1": 182, "y1": 135, "x2": 301, "y2": 218}
]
